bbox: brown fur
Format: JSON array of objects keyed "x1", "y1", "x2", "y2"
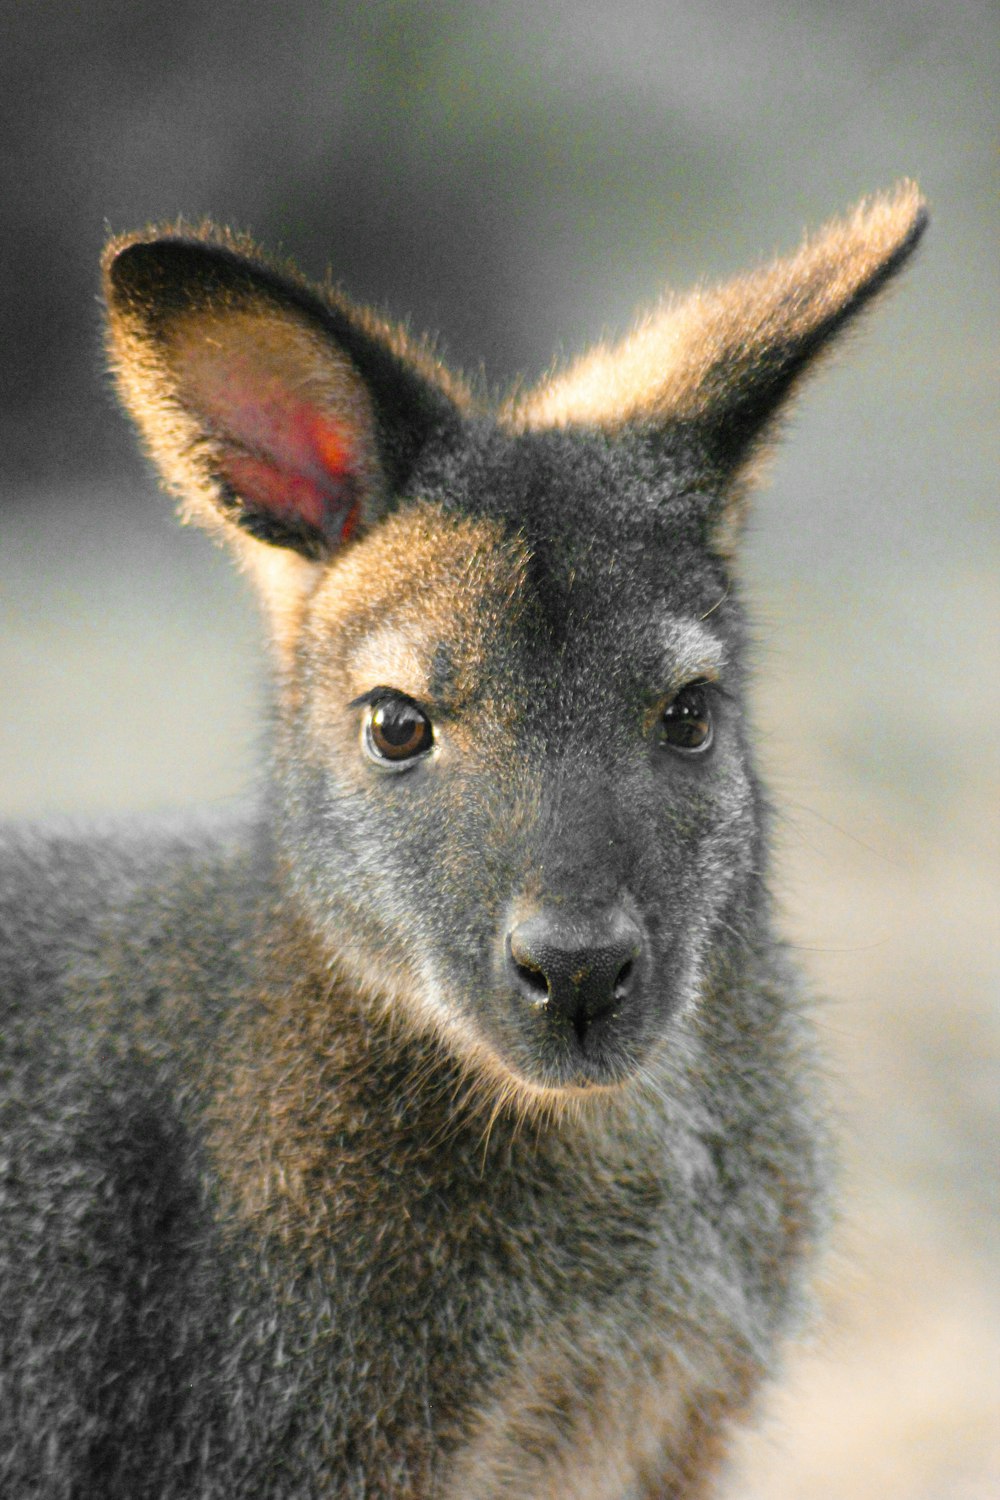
[
  {"x1": 505, "y1": 183, "x2": 924, "y2": 435},
  {"x1": 0, "y1": 188, "x2": 926, "y2": 1499}
]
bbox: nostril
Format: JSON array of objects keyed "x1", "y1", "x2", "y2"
[
  {"x1": 507, "y1": 933, "x2": 551, "y2": 1004},
  {"x1": 516, "y1": 958, "x2": 550, "y2": 1003},
  {"x1": 613, "y1": 958, "x2": 633, "y2": 1002}
]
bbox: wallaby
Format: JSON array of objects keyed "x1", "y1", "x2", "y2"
[{"x1": 0, "y1": 185, "x2": 926, "y2": 1499}]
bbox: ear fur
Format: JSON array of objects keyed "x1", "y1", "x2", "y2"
[
  {"x1": 103, "y1": 224, "x2": 473, "y2": 609},
  {"x1": 507, "y1": 182, "x2": 927, "y2": 493}
]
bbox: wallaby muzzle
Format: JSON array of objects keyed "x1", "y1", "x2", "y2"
[{"x1": 505, "y1": 904, "x2": 646, "y2": 1076}]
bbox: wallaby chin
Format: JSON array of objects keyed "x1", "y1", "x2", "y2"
[{"x1": 1, "y1": 186, "x2": 925, "y2": 1499}]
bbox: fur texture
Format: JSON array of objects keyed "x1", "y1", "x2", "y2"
[{"x1": 0, "y1": 187, "x2": 925, "y2": 1498}]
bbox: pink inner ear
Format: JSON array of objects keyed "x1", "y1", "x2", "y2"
[{"x1": 187, "y1": 345, "x2": 365, "y2": 544}]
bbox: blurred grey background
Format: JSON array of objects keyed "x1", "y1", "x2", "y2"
[{"x1": 1, "y1": 2, "x2": 997, "y2": 1495}]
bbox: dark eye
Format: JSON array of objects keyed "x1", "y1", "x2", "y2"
[
  {"x1": 659, "y1": 682, "x2": 714, "y2": 754},
  {"x1": 363, "y1": 695, "x2": 434, "y2": 767}
]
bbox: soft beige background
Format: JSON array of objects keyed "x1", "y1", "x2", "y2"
[{"x1": 2, "y1": 4, "x2": 997, "y2": 1495}]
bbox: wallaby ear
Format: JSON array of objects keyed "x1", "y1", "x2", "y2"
[
  {"x1": 510, "y1": 183, "x2": 927, "y2": 535},
  {"x1": 103, "y1": 226, "x2": 471, "y2": 595}
]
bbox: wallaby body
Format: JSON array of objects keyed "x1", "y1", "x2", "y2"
[{"x1": 0, "y1": 188, "x2": 925, "y2": 1498}]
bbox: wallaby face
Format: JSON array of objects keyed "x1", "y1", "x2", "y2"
[
  {"x1": 0, "y1": 187, "x2": 925, "y2": 1499},
  {"x1": 273, "y1": 434, "x2": 755, "y2": 1100}
]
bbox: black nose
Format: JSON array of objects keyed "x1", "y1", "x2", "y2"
[{"x1": 506, "y1": 908, "x2": 643, "y2": 1042}]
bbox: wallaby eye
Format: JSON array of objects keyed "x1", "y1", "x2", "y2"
[
  {"x1": 361, "y1": 694, "x2": 434, "y2": 768},
  {"x1": 659, "y1": 682, "x2": 714, "y2": 754}
]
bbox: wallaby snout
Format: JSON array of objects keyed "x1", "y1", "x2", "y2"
[{"x1": 507, "y1": 905, "x2": 644, "y2": 1055}]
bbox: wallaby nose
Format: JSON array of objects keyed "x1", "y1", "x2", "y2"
[{"x1": 506, "y1": 908, "x2": 643, "y2": 1042}]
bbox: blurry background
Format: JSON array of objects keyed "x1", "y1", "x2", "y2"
[{"x1": 1, "y1": 2, "x2": 997, "y2": 1494}]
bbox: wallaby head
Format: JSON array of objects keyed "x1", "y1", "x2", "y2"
[{"x1": 102, "y1": 186, "x2": 926, "y2": 1120}]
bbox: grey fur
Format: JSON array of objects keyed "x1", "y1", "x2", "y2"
[{"x1": 0, "y1": 194, "x2": 925, "y2": 1498}]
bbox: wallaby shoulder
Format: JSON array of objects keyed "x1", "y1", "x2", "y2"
[
  {"x1": 0, "y1": 811, "x2": 268, "y2": 1020},
  {"x1": 0, "y1": 814, "x2": 255, "y2": 1495}
]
